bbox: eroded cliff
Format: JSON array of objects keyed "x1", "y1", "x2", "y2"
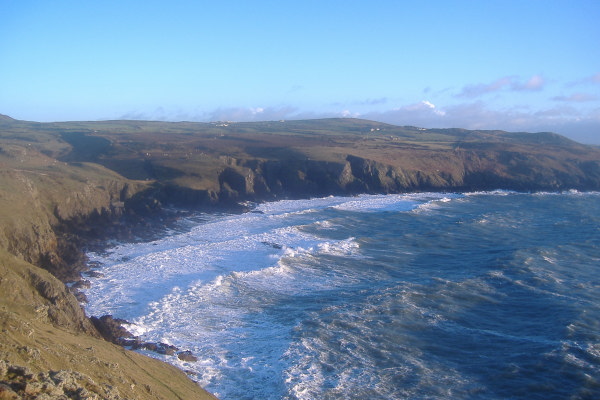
[
  {"x1": 0, "y1": 118, "x2": 217, "y2": 399},
  {"x1": 1, "y1": 116, "x2": 599, "y2": 399}
]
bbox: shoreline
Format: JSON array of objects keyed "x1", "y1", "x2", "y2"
[
  {"x1": 76, "y1": 190, "x2": 600, "y2": 399},
  {"x1": 3, "y1": 116, "x2": 600, "y2": 399},
  {"x1": 76, "y1": 189, "x2": 599, "y2": 372}
]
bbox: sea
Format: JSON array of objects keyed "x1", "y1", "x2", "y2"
[{"x1": 82, "y1": 191, "x2": 600, "y2": 400}]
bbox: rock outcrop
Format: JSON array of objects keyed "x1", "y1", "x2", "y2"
[
  {"x1": 0, "y1": 248, "x2": 217, "y2": 399},
  {"x1": 0, "y1": 360, "x2": 123, "y2": 400},
  {"x1": 1, "y1": 115, "x2": 599, "y2": 399},
  {"x1": 0, "y1": 116, "x2": 218, "y2": 399}
]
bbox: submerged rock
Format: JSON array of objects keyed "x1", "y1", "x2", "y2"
[
  {"x1": 134, "y1": 342, "x2": 180, "y2": 356},
  {"x1": 177, "y1": 351, "x2": 198, "y2": 362}
]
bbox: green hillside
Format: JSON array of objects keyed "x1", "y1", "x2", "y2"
[{"x1": 1, "y1": 115, "x2": 599, "y2": 398}]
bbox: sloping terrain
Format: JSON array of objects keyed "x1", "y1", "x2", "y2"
[
  {"x1": 0, "y1": 248, "x2": 218, "y2": 399},
  {"x1": 15, "y1": 117, "x2": 599, "y2": 208},
  {"x1": 0, "y1": 114, "x2": 599, "y2": 398},
  {"x1": 0, "y1": 115, "x2": 216, "y2": 399}
]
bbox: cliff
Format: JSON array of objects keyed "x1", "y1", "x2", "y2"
[
  {"x1": 0, "y1": 248, "x2": 218, "y2": 399},
  {"x1": 34, "y1": 118, "x2": 599, "y2": 207},
  {"x1": 0, "y1": 117, "x2": 216, "y2": 399},
  {"x1": 1, "y1": 115, "x2": 599, "y2": 398}
]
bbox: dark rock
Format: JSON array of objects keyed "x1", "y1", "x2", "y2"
[
  {"x1": 177, "y1": 351, "x2": 198, "y2": 362},
  {"x1": 7, "y1": 365, "x2": 32, "y2": 380},
  {"x1": 90, "y1": 315, "x2": 135, "y2": 344},
  {"x1": 156, "y1": 343, "x2": 179, "y2": 355},
  {"x1": 134, "y1": 342, "x2": 179, "y2": 356},
  {"x1": 262, "y1": 241, "x2": 283, "y2": 249}
]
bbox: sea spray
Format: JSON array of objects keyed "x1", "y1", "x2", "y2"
[{"x1": 84, "y1": 192, "x2": 600, "y2": 400}]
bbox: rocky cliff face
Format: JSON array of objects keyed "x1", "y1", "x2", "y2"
[
  {"x1": 0, "y1": 246, "x2": 218, "y2": 400},
  {"x1": 212, "y1": 156, "x2": 440, "y2": 201},
  {"x1": 161, "y1": 151, "x2": 600, "y2": 208},
  {"x1": 0, "y1": 166, "x2": 146, "y2": 281},
  {"x1": 1, "y1": 116, "x2": 599, "y2": 399},
  {"x1": 0, "y1": 119, "x2": 217, "y2": 398}
]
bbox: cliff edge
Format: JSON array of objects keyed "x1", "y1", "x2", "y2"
[
  {"x1": 1, "y1": 116, "x2": 599, "y2": 398},
  {"x1": 0, "y1": 117, "x2": 217, "y2": 399}
]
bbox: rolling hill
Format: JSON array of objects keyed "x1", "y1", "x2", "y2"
[{"x1": 1, "y1": 115, "x2": 599, "y2": 398}]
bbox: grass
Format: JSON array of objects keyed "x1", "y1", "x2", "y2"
[
  {"x1": 1, "y1": 115, "x2": 599, "y2": 399},
  {"x1": 0, "y1": 248, "x2": 217, "y2": 400}
]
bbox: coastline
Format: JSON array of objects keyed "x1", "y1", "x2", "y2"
[
  {"x1": 77, "y1": 190, "x2": 600, "y2": 399},
  {"x1": 2, "y1": 116, "x2": 600, "y2": 399}
]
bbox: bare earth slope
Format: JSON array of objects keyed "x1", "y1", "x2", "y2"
[{"x1": 1, "y1": 114, "x2": 599, "y2": 398}]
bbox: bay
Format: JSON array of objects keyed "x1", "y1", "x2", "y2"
[{"x1": 83, "y1": 191, "x2": 600, "y2": 400}]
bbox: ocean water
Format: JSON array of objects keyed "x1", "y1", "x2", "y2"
[{"x1": 83, "y1": 191, "x2": 600, "y2": 400}]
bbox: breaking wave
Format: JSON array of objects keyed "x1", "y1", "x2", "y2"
[{"x1": 84, "y1": 192, "x2": 600, "y2": 399}]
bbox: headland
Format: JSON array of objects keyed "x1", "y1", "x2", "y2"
[{"x1": 1, "y1": 115, "x2": 599, "y2": 398}]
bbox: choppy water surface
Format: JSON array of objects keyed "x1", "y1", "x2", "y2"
[{"x1": 84, "y1": 191, "x2": 600, "y2": 399}]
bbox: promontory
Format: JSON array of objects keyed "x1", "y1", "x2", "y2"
[{"x1": 1, "y1": 115, "x2": 599, "y2": 399}]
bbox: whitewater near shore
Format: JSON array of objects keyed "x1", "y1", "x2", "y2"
[
  {"x1": 83, "y1": 191, "x2": 600, "y2": 400},
  {"x1": 3, "y1": 116, "x2": 600, "y2": 399}
]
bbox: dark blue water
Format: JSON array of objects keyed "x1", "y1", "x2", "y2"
[{"x1": 85, "y1": 191, "x2": 600, "y2": 399}]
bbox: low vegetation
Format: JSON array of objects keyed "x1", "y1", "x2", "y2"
[{"x1": 1, "y1": 113, "x2": 599, "y2": 399}]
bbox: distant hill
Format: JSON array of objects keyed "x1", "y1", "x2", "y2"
[
  {"x1": 1, "y1": 114, "x2": 599, "y2": 399},
  {"x1": 2, "y1": 115, "x2": 599, "y2": 205},
  {"x1": 0, "y1": 113, "x2": 16, "y2": 121},
  {"x1": 6, "y1": 115, "x2": 598, "y2": 197}
]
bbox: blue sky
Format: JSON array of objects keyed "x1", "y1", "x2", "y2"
[{"x1": 1, "y1": 1, "x2": 599, "y2": 143}]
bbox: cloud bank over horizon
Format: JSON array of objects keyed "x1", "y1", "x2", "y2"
[
  {"x1": 113, "y1": 71, "x2": 600, "y2": 144},
  {"x1": 2, "y1": 2, "x2": 599, "y2": 144}
]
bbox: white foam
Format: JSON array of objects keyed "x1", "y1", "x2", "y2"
[
  {"x1": 82, "y1": 192, "x2": 476, "y2": 399},
  {"x1": 410, "y1": 193, "x2": 463, "y2": 214},
  {"x1": 332, "y1": 193, "x2": 460, "y2": 213},
  {"x1": 248, "y1": 193, "x2": 463, "y2": 216},
  {"x1": 282, "y1": 283, "x2": 473, "y2": 400},
  {"x1": 254, "y1": 195, "x2": 349, "y2": 215},
  {"x1": 316, "y1": 237, "x2": 360, "y2": 257},
  {"x1": 465, "y1": 189, "x2": 519, "y2": 196}
]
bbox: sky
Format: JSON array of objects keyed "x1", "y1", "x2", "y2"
[{"x1": 1, "y1": 1, "x2": 599, "y2": 144}]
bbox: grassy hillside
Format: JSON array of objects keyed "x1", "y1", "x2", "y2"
[
  {"x1": 0, "y1": 116, "x2": 216, "y2": 399},
  {"x1": 1, "y1": 114, "x2": 599, "y2": 398},
  {"x1": 5, "y1": 116, "x2": 596, "y2": 202},
  {"x1": 0, "y1": 248, "x2": 217, "y2": 399}
]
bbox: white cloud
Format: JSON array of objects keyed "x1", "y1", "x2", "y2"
[
  {"x1": 534, "y1": 105, "x2": 580, "y2": 118},
  {"x1": 457, "y1": 75, "x2": 546, "y2": 98},
  {"x1": 205, "y1": 106, "x2": 298, "y2": 122},
  {"x1": 456, "y1": 77, "x2": 514, "y2": 98},
  {"x1": 119, "y1": 106, "x2": 192, "y2": 121},
  {"x1": 117, "y1": 100, "x2": 600, "y2": 144},
  {"x1": 362, "y1": 101, "x2": 448, "y2": 127},
  {"x1": 567, "y1": 72, "x2": 600, "y2": 87},
  {"x1": 341, "y1": 109, "x2": 359, "y2": 118},
  {"x1": 355, "y1": 97, "x2": 388, "y2": 106},
  {"x1": 363, "y1": 101, "x2": 600, "y2": 144},
  {"x1": 421, "y1": 100, "x2": 446, "y2": 116},
  {"x1": 513, "y1": 74, "x2": 545, "y2": 91},
  {"x1": 553, "y1": 93, "x2": 599, "y2": 102}
]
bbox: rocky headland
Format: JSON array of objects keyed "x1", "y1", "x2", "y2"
[{"x1": 1, "y1": 114, "x2": 599, "y2": 398}]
